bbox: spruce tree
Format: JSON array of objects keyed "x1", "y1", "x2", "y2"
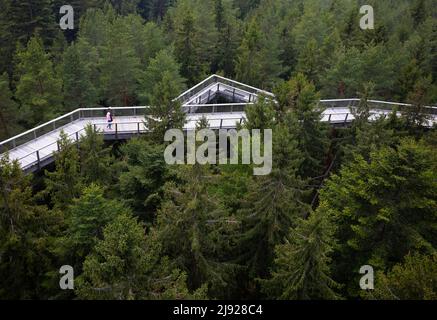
[
  {"x1": 79, "y1": 124, "x2": 112, "y2": 185},
  {"x1": 44, "y1": 131, "x2": 82, "y2": 209},
  {"x1": 238, "y1": 124, "x2": 309, "y2": 278},
  {"x1": 15, "y1": 36, "x2": 62, "y2": 127},
  {"x1": 138, "y1": 48, "x2": 186, "y2": 105},
  {"x1": 0, "y1": 72, "x2": 18, "y2": 140},
  {"x1": 260, "y1": 210, "x2": 340, "y2": 300},
  {"x1": 0, "y1": 154, "x2": 61, "y2": 299},
  {"x1": 155, "y1": 161, "x2": 238, "y2": 298},
  {"x1": 62, "y1": 42, "x2": 98, "y2": 111},
  {"x1": 99, "y1": 17, "x2": 141, "y2": 106},
  {"x1": 144, "y1": 70, "x2": 186, "y2": 143}
]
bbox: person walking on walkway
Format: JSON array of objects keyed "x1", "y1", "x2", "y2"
[{"x1": 106, "y1": 108, "x2": 113, "y2": 130}]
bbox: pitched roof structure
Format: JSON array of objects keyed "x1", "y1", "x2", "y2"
[{"x1": 174, "y1": 74, "x2": 275, "y2": 113}]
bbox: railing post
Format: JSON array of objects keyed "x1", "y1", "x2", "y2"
[
  {"x1": 36, "y1": 151, "x2": 40, "y2": 170},
  {"x1": 115, "y1": 123, "x2": 118, "y2": 139},
  {"x1": 220, "y1": 119, "x2": 223, "y2": 129},
  {"x1": 94, "y1": 124, "x2": 97, "y2": 132},
  {"x1": 33, "y1": 130, "x2": 37, "y2": 140},
  {"x1": 137, "y1": 122, "x2": 140, "y2": 134},
  {"x1": 328, "y1": 114, "x2": 332, "y2": 123},
  {"x1": 57, "y1": 141, "x2": 60, "y2": 152},
  {"x1": 344, "y1": 113, "x2": 349, "y2": 123}
]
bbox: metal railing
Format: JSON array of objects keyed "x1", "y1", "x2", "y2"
[{"x1": 0, "y1": 106, "x2": 148, "y2": 153}]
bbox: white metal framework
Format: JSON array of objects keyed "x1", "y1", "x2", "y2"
[{"x1": 1, "y1": 75, "x2": 436, "y2": 173}]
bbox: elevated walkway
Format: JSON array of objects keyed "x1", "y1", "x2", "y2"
[{"x1": 1, "y1": 74, "x2": 436, "y2": 173}]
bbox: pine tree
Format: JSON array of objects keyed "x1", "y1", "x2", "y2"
[
  {"x1": 155, "y1": 161, "x2": 238, "y2": 298},
  {"x1": 243, "y1": 95, "x2": 275, "y2": 131},
  {"x1": 235, "y1": 18, "x2": 282, "y2": 89},
  {"x1": 144, "y1": 70, "x2": 186, "y2": 143},
  {"x1": 117, "y1": 137, "x2": 168, "y2": 221},
  {"x1": 138, "y1": 48, "x2": 186, "y2": 105},
  {"x1": 212, "y1": 0, "x2": 241, "y2": 76},
  {"x1": 238, "y1": 124, "x2": 309, "y2": 278},
  {"x1": 44, "y1": 131, "x2": 82, "y2": 209},
  {"x1": 62, "y1": 42, "x2": 98, "y2": 111},
  {"x1": 320, "y1": 138, "x2": 437, "y2": 296},
  {"x1": 367, "y1": 252, "x2": 437, "y2": 300},
  {"x1": 75, "y1": 212, "x2": 149, "y2": 299},
  {"x1": 0, "y1": 72, "x2": 18, "y2": 140},
  {"x1": 15, "y1": 36, "x2": 62, "y2": 127},
  {"x1": 99, "y1": 17, "x2": 141, "y2": 106},
  {"x1": 63, "y1": 183, "x2": 125, "y2": 264},
  {"x1": 274, "y1": 74, "x2": 329, "y2": 179},
  {"x1": 174, "y1": 10, "x2": 204, "y2": 85},
  {"x1": 0, "y1": 154, "x2": 61, "y2": 299},
  {"x1": 260, "y1": 210, "x2": 340, "y2": 300},
  {"x1": 76, "y1": 212, "x2": 206, "y2": 299},
  {"x1": 79, "y1": 124, "x2": 112, "y2": 185}
]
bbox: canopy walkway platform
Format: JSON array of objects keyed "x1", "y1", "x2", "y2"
[{"x1": 1, "y1": 75, "x2": 436, "y2": 173}]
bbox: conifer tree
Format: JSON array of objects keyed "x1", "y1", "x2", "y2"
[
  {"x1": 15, "y1": 36, "x2": 62, "y2": 126},
  {"x1": 99, "y1": 17, "x2": 141, "y2": 106},
  {"x1": 79, "y1": 124, "x2": 112, "y2": 184},
  {"x1": 238, "y1": 124, "x2": 309, "y2": 277},
  {"x1": 260, "y1": 209, "x2": 340, "y2": 300},
  {"x1": 368, "y1": 252, "x2": 437, "y2": 300},
  {"x1": 274, "y1": 74, "x2": 329, "y2": 179},
  {"x1": 63, "y1": 183, "x2": 125, "y2": 265},
  {"x1": 0, "y1": 72, "x2": 18, "y2": 140},
  {"x1": 117, "y1": 138, "x2": 168, "y2": 221},
  {"x1": 0, "y1": 154, "x2": 61, "y2": 299},
  {"x1": 138, "y1": 48, "x2": 186, "y2": 105},
  {"x1": 62, "y1": 43, "x2": 98, "y2": 111},
  {"x1": 320, "y1": 138, "x2": 437, "y2": 295},
  {"x1": 144, "y1": 70, "x2": 186, "y2": 143},
  {"x1": 44, "y1": 131, "x2": 82, "y2": 209},
  {"x1": 76, "y1": 211, "x2": 208, "y2": 300},
  {"x1": 155, "y1": 161, "x2": 238, "y2": 298}
]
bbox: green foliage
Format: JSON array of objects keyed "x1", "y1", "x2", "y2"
[
  {"x1": 260, "y1": 210, "x2": 340, "y2": 300},
  {"x1": 138, "y1": 48, "x2": 186, "y2": 105},
  {"x1": 238, "y1": 124, "x2": 309, "y2": 278},
  {"x1": 144, "y1": 69, "x2": 186, "y2": 142},
  {"x1": 367, "y1": 252, "x2": 437, "y2": 300},
  {"x1": 0, "y1": 154, "x2": 61, "y2": 299},
  {"x1": 62, "y1": 42, "x2": 98, "y2": 110},
  {"x1": 155, "y1": 162, "x2": 239, "y2": 298},
  {"x1": 235, "y1": 18, "x2": 282, "y2": 89},
  {"x1": 44, "y1": 131, "x2": 82, "y2": 208},
  {"x1": 15, "y1": 36, "x2": 62, "y2": 127},
  {"x1": 117, "y1": 138, "x2": 168, "y2": 220},
  {"x1": 0, "y1": 72, "x2": 19, "y2": 140},
  {"x1": 320, "y1": 138, "x2": 437, "y2": 296},
  {"x1": 79, "y1": 124, "x2": 112, "y2": 185},
  {"x1": 275, "y1": 74, "x2": 329, "y2": 178},
  {"x1": 99, "y1": 16, "x2": 141, "y2": 106},
  {"x1": 64, "y1": 184, "x2": 129, "y2": 265}
]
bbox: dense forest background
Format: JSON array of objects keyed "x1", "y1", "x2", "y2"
[{"x1": 0, "y1": 0, "x2": 436, "y2": 300}]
